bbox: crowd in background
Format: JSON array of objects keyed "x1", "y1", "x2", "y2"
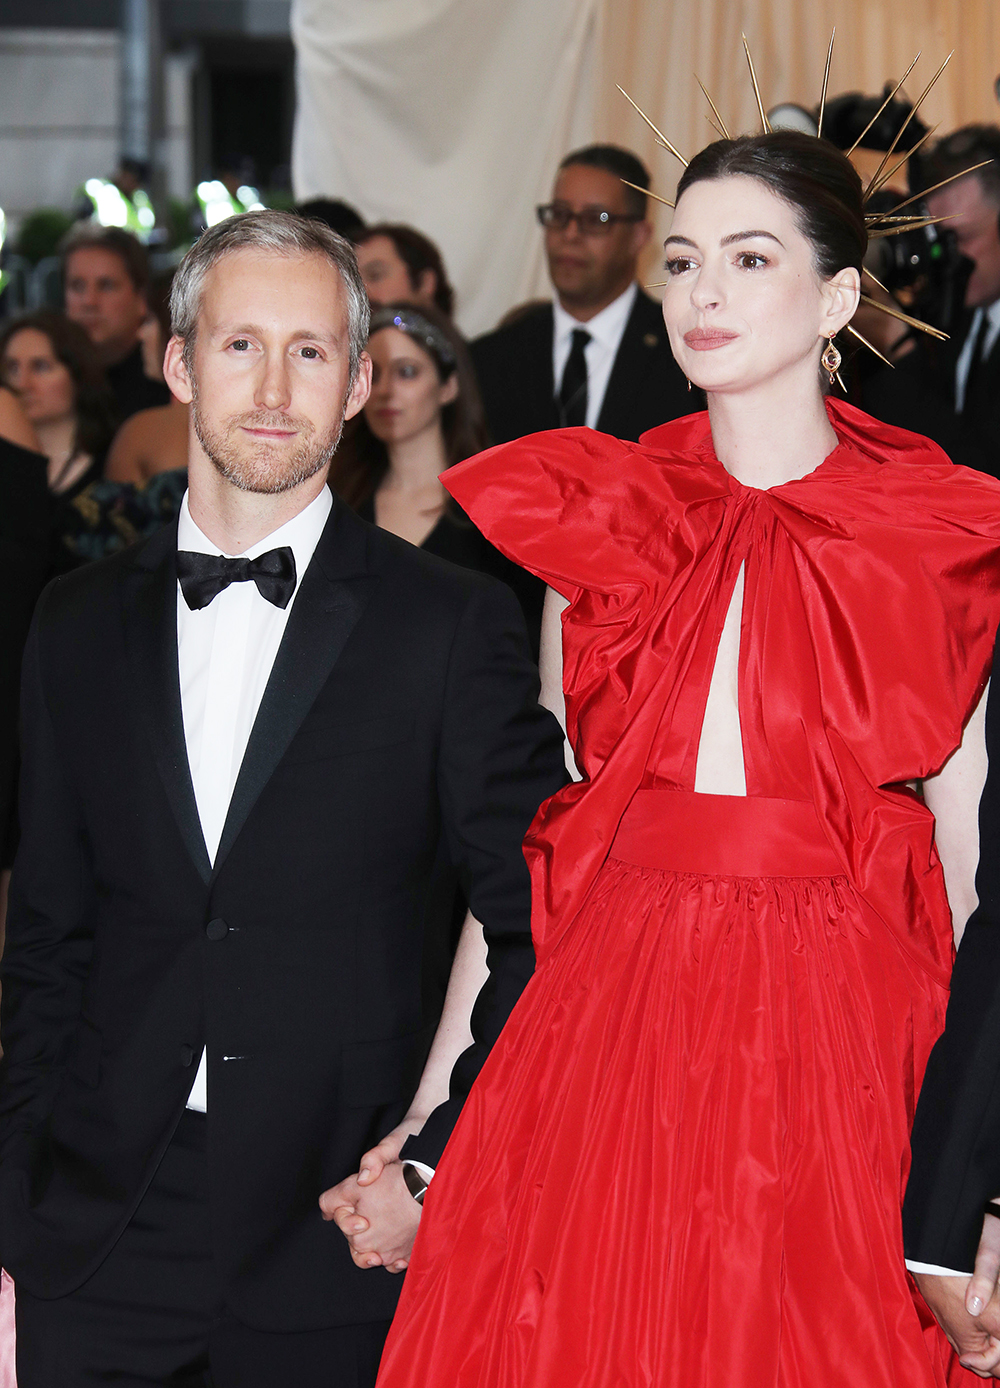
[{"x1": 3, "y1": 87, "x2": 1000, "y2": 909}]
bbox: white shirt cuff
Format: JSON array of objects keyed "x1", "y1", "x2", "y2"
[
  {"x1": 906, "y1": 1259, "x2": 972, "y2": 1277},
  {"x1": 406, "y1": 1160, "x2": 435, "y2": 1183}
]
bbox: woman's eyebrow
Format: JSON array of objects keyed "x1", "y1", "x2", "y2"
[
  {"x1": 719, "y1": 230, "x2": 784, "y2": 248},
  {"x1": 663, "y1": 230, "x2": 785, "y2": 250}
]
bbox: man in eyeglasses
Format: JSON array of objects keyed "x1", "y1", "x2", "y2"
[{"x1": 470, "y1": 144, "x2": 694, "y2": 445}]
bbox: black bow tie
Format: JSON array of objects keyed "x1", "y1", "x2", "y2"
[{"x1": 176, "y1": 547, "x2": 297, "y2": 611}]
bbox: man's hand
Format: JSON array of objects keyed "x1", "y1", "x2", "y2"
[
  {"x1": 320, "y1": 1159, "x2": 422, "y2": 1274},
  {"x1": 914, "y1": 1273, "x2": 1000, "y2": 1377}
]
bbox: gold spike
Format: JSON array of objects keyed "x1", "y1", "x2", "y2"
[
  {"x1": 862, "y1": 266, "x2": 890, "y2": 295},
  {"x1": 846, "y1": 322, "x2": 894, "y2": 368},
  {"x1": 816, "y1": 29, "x2": 836, "y2": 140},
  {"x1": 834, "y1": 370, "x2": 847, "y2": 393},
  {"x1": 867, "y1": 215, "x2": 951, "y2": 238},
  {"x1": 865, "y1": 212, "x2": 939, "y2": 224},
  {"x1": 845, "y1": 54, "x2": 921, "y2": 158},
  {"x1": 696, "y1": 76, "x2": 731, "y2": 140},
  {"x1": 645, "y1": 281, "x2": 669, "y2": 289},
  {"x1": 862, "y1": 53, "x2": 953, "y2": 197},
  {"x1": 881, "y1": 160, "x2": 994, "y2": 218},
  {"x1": 742, "y1": 34, "x2": 770, "y2": 133},
  {"x1": 621, "y1": 178, "x2": 674, "y2": 209},
  {"x1": 706, "y1": 115, "x2": 726, "y2": 140},
  {"x1": 864, "y1": 123, "x2": 938, "y2": 204},
  {"x1": 858, "y1": 292, "x2": 949, "y2": 340},
  {"x1": 617, "y1": 86, "x2": 688, "y2": 167}
]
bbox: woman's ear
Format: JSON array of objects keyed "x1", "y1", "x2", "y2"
[
  {"x1": 822, "y1": 266, "x2": 861, "y2": 339},
  {"x1": 438, "y1": 372, "x2": 460, "y2": 407}
]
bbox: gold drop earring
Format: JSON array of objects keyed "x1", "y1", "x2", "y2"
[{"x1": 821, "y1": 336, "x2": 842, "y2": 385}]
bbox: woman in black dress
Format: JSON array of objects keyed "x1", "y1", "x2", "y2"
[
  {"x1": 331, "y1": 301, "x2": 542, "y2": 651},
  {"x1": 0, "y1": 311, "x2": 116, "y2": 503}
]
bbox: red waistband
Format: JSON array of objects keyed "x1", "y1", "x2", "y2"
[{"x1": 609, "y1": 789, "x2": 843, "y2": 878}]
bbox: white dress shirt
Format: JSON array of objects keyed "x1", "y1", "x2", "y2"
[
  {"x1": 177, "y1": 486, "x2": 332, "y2": 1110},
  {"x1": 955, "y1": 299, "x2": 1000, "y2": 412},
  {"x1": 552, "y1": 281, "x2": 638, "y2": 429}
]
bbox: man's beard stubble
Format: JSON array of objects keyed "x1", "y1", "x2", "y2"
[{"x1": 190, "y1": 376, "x2": 348, "y2": 496}]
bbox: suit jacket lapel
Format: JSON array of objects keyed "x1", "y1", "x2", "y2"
[
  {"x1": 597, "y1": 291, "x2": 658, "y2": 437},
  {"x1": 123, "y1": 522, "x2": 213, "y2": 884},
  {"x1": 211, "y1": 500, "x2": 375, "y2": 877}
]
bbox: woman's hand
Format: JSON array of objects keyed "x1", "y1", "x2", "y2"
[{"x1": 357, "y1": 1117, "x2": 424, "y2": 1188}]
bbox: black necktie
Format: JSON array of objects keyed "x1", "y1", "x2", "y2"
[
  {"x1": 176, "y1": 547, "x2": 297, "y2": 611},
  {"x1": 557, "y1": 328, "x2": 591, "y2": 427},
  {"x1": 962, "y1": 312, "x2": 993, "y2": 416}
]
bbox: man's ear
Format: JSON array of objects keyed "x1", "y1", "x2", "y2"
[
  {"x1": 631, "y1": 219, "x2": 653, "y2": 259},
  {"x1": 163, "y1": 335, "x2": 194, "y2": 405},
  {"x1": 822, "y1": 266, "x2": 861, "y2": 338},
  {"x1": 344, "y1": 351, "x2": 373, "y2": 422},
  {"x1": 416, "y1": 268, "x2": 438, "y2": 303}
]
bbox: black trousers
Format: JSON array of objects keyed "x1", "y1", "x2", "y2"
[{"x1": 15, "y1": 1112, "x2": 391, "y2": 1388}]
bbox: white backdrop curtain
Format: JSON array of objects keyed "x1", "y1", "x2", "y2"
[
  {"x1": 292, "y1": 0, "x2": 1000, "y2": 337},
  {"x1": 292, "y1": 0, "x2": 599, "y2": 336}
]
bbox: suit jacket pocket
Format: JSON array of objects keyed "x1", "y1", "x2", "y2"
[
  {"x1": 283, "y1": 713, "x2": 415, "y2": 766},
  {"x1": 340, "y1": 1024, "x2": 435, "y2": 1109},
  {"x1": 67, "y1": 1019, "x2": 103, "y2": 1089}
]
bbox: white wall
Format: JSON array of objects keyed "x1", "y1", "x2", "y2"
[
  {"x1": 0, "y1": 28, "x2": 120, "y2": 229},
  {"x1": 0, "y1": 27, "x2": 195, "y2": 233}
]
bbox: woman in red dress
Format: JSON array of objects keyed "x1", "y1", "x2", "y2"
[{"x1": 374, "y1": 132, "x2": 1000, "y2": 1385}]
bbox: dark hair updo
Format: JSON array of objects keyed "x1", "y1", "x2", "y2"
[{"x1": 675, "y1": 131, "x2": 867, "y2": 281}]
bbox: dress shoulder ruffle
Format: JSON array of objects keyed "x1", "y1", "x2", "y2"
[{"x1": 442, "y1": 402, "x2": 1000, "y2": 606}]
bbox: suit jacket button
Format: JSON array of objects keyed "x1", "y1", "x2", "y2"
[
  {"x1": 205, "y1": 918, "x2": 228, "y2": 941},
  {"x1": 180, "y1": 1044, "x2": 195, "y2": 1067}
]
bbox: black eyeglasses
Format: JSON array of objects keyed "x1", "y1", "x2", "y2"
[{"x1": 536, "y1": 204, "x2": 643, "y2": 236}]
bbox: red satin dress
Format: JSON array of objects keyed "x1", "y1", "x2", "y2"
[{"x1": 377, "y1": 400, "x2": 1000, "y2": 1388}]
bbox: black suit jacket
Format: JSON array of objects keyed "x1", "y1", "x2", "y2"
[
  {"x1": 952, "y1": 312, "x2": 1000, "y2": 479},
  {"x1": 891, "y1": 310, "x2": 1000, "y2": 479},
  {"x1": 470, "y1": 289, "x2": 697, "y2": 444},
  {"x1": 0, "y1": 499, "x2": 567, "y2": 1329},
  {"x1": 0, "y1": 438, "x2": 50, "y2": 856},
  {"x1": 904, "y1": 624, "x2": 1000, "y2": 1271}
]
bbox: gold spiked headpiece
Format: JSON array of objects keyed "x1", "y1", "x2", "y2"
[{"x1": 619, "y1": 34, "x2": 990, "y2": 380}]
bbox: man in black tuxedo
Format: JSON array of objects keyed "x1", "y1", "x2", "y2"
[
  {"x1": 0, "y1": 211, "x2": 566, "y2": 1385},
  {"x1": 470, "y1": 144, "x2": 695, "y2": 445},
  {"x1": 905, "y1": 628, "x2": 1000, "y2": 1374}
]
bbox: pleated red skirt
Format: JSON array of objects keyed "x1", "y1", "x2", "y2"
[{"x1": 377, "y1": 791, "x2": 964, "y2": 1387}]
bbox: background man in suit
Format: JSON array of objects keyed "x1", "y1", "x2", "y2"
[
  {"x1": 922, "y1": 128, "x2": 1000, "y2": 479},
  {"x1": 0, "y1": 211, "x2": 566, "y2": 1386},
  {"x1": 905, "y1": 628, "x2": 1000, "y2": 1375},
  {"x1": 62, "y1": 224, "x2": 171, "y2": 421},
  {"x1": 470, "y1": 144, "x2": 695, "y2": 444}
]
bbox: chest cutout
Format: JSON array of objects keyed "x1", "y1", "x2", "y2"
[{"x1": 694, "y1": 563, "x2": 746, "y2": 796}]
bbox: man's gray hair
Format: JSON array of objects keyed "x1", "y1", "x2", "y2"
[{"x1": 169, "y1": 209, "x2": 371, "y2": 382}]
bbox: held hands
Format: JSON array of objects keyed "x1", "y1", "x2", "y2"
[
  {"x1": 319, "y1": 1124, "x2": 423, "y2": 1274},
  {"x1": 915, "y1": 1209, "x2": 1000, "y2": 1377}
]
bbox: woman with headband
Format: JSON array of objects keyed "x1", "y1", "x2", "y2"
[{"x1": 331, "y1": 302, "x2": 543, "y2": 651}]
